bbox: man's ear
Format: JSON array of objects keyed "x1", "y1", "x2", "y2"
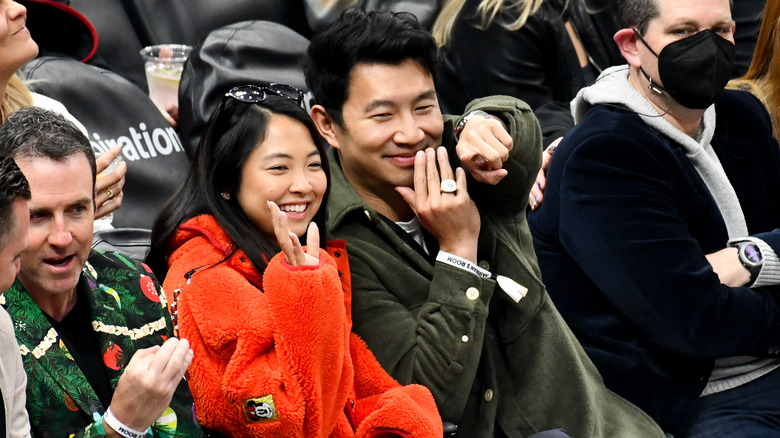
[
  {"x1": 310, "y1": 105, "x2": 341, "y2": 150},
  {"x1": 614, "y1": 28, "x2": 641, "y2": 68}
]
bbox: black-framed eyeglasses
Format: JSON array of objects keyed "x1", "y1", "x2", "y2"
[{"x1": 224, "y1": 83, "x2": 304, "y2": 107}]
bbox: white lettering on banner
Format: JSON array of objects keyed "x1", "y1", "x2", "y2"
[
  {"x1": 140, "y1": 123, "x2": 157, "y2": 157},
  {"x1": 152, "y1": 128, "x2": 173, "y2": 155},
  {"x1": 89, "y1": 122, "x2": 183, "y2": 162}
]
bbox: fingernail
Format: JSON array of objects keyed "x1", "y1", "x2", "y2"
[
  {"x1": 535, "y1": 196, "x2": 539, "y2": 202},
  {"x1": 548, "y1": 146, "x2": 557, "y2": 152},
  {"x1": 538, "y1": 183, "x2": 542, "y2": 189}
]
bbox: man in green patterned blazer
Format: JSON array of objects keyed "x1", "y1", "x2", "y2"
[{"x1": 0, "y1": 107, "x2": 202, "y2": 438}]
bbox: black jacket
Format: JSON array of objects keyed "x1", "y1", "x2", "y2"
[
  {"x1": 530, "y1": 89, "x2": 780, "y2": 434},
  {"x1": 436, "y1": 0, "x2": 621, "y2": 144}
]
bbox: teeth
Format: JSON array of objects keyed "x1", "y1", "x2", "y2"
[{"x1": 280, "y1": 204, "x2": 306, "y2": 213}]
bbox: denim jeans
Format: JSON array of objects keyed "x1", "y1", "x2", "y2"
[{"x1": 686, "y1": 367, "x2": 780, "y2": 437}]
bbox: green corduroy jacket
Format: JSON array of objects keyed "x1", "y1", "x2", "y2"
[{"x1": 327, "y1": 95, "x2": 664, "y2": 438}]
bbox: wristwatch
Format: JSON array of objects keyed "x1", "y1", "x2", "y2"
[
  {"x1": 730, "y1": 240, "x2": 763, "y2": 286},
  {"x1": 454, "y1": 110, "x2": 491, "y2": 141}
]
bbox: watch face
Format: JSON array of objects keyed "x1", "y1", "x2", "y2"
[{"x1": 742, "y1": 244, "x2": 762, "y2": 264}]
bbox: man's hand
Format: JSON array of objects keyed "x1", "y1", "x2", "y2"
[
  {"x1": 95, "y1": 145, "x2": 127, "y2": 220},
  {"x1": 529, "y1": 137, "x2": 561, "y2": 210},
  {"x1": 455, "y1": 114, "x2": 513, "y2": 185},
  {"x1": 105, "y1": 338, "x2": 193, "y2": 433},
  {"x1": 396, "y1": 147, "x2": 480, "y2": 263},
  {"x1": 706, "y1": 247, "x2": 751, "y2": 287}
]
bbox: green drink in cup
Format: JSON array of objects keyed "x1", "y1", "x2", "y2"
[{"x1": 139, "y1": 44, "x2": 193, "y2": 116}]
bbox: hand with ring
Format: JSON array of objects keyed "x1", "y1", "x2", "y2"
[
  {"x1": 440, "y1": 179, "x2": 457, "y2": 194},
  {"x1": 95, "y1": 145, "x2": 127, "y2": 220},
  {"x1": 454, "y1": 112, "x2": 513, "y2": 185},
  {"x1": 396, "y1": 147, "x2": 481, "y2": 263}
]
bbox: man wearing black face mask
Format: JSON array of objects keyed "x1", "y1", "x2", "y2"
[{"x1": 528, "y1": 0, "x2": 780, "y2": 436}]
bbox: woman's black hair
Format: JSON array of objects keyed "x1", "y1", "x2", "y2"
[{"x1": 146, "y1": 94, "x2": 331, "y2": 281}]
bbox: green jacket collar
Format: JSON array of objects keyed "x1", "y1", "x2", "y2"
[{"x1": 327, "y1": 147, "x2": 377, "y2": 232}]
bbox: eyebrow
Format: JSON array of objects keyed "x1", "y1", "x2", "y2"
[
  {"x1": 261, "y1": 150, "x2": 321, "y2": 161},
  {"x1": 29, "y1": 198, "x2": 93, "y2": 215},
  {"x1": 666, "y1": 18, "x2": 733, "y2": 29},
  {"x1": 362, "y1": 90, "x2": 438, "y2": 113}
]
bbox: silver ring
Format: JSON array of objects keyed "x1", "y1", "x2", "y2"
[{"x1": 440, "y1": 179, "x2": 457, "y2": 194}]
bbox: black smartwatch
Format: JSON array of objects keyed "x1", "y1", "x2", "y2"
[{"x1": 730, "y1": 240, "x2": 763, "y2": 286}]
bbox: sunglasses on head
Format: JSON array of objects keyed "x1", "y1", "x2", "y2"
[{"x1": 223, "y1": 83, "x2": 304, "y2": 107}]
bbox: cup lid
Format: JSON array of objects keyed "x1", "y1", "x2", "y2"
[{"x1": 139, "y1": 44, "x2": 193, "y2": 63}]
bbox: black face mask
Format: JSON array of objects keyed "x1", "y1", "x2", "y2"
[{"x1": 634, "y1": 29, "x2": 735, "y2": 109}]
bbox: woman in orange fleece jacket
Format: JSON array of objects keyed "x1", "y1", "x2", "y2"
[{"x1": 146, "y1": 84, "x2": 442, "y2": 438}]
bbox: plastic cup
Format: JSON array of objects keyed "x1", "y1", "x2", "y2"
[{"x1": 139, "y1": 44, "x2": 192, "y2": 114}]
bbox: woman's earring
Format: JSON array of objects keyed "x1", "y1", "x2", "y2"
[{"x1": 221, "y1": 192, "x2": 231, "y2": 200}]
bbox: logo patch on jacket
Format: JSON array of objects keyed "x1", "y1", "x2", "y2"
[{"x1": 244, "y1": 395, "x2": 277, "y2": 422}]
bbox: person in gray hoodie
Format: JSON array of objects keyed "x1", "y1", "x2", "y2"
[{"x1": 530, "y1": 0, "x2": 780, "y2": 436}]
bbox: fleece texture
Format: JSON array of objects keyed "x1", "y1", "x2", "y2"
[{"x1": 163, "y1": 215, "x2": 442, "y2": 437}]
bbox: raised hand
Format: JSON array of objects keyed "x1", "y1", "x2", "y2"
[
  {"x1": 268, "y1": 200, "x2": 320, "y2": 266},
  {"x1": 105, "y1": 338, "x2": 193, "y2": 433},
  {"x1": 95, "y1": 145, "x2": 127, "y2": 219},
  {"x1": 396, "y1": 147, "x2": 480, "y2": 263},
  {"x1": 455, "y1": 113, "x2": 513, "y2": 185}
]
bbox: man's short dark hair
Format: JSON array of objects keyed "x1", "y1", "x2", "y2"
[
  {"x1": 303, "y1": 8, "x2": 439, "y2": 128},
  {"x1": 0, "y1": 107, "x2": 96, "y2": 188},
  {"x1": 0, "y1": 156, "x2": 30, "y2": 246},
  {"x1": 619, "y1": 0, "x2": 660, "y2": 35},
  {"x1": 620, "y1": 0, "x2": 733, "y2": 35}
]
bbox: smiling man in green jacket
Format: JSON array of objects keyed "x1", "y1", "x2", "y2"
[{"x1": 303, "y1": 8, "x2": 665, "y2": 438}]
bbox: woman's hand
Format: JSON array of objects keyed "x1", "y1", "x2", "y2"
[
  {"x1": 529, "y1": 137, "x2": 561, "y2": 211},
  {"x1": 95, "y1": 145, "x2": 127, "y2": 219},
  {"x1": 268, "y1": 201, "x2": 320, "y2": 266}
]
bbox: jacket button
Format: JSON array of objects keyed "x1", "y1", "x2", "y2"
[
  {"x1": 461, "y1": 335, "x2": 469, "y2": 343},
  {"x1": 466, "y1": 287, "x2": 479, "y2": 301},
  {"x1": 478, "y1": 260, "x2": 490, "y2": 270},
  {"x1": 484, "y1": 389, "x2": 493, "y2": 402},
  {"x1": 334, "y1": 251, "x2": 341, "y2": 257}
]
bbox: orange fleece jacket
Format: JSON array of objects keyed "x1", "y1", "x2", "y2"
[{"x1": 162, "y1": 215, "x2": 442, "y2": 437}]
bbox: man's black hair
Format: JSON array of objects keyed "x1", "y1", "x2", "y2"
[{"x1": 303, "y1": 8, "x2": 439, "y2": 128}]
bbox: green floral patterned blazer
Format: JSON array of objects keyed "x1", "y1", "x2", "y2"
[{"x1": 1, "y1": 250, "x2": 202, "y2": 438}]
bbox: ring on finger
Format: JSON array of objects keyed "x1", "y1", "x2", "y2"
[
  {"x1": 106, "y1": 188, "x2": 114, "y2": 201},
  {"x1": 440, "y1": 179, "x2": 457, "y2": 194}
]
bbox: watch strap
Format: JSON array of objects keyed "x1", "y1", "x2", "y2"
[
  {"x1": 729, "y1": 240, "x2": 762, "y2": 286},
  {"x1": 454, "y1": 110, "x2": 491, "y2": 141}
]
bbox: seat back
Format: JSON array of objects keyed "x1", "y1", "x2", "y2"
[
  {"x1": 23, "y1": 57, "x2": 190, "y2": 229},
  {"x1": 177, "y1": 20, "x2": 311, "y2": 155},
  {"x1": 92, "y1": 228, "x2": 152, "y2": 262}
]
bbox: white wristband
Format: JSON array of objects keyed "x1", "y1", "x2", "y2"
[
  {"x1": 436, "y1": 251, "x2": 492, "y2": 279},
  {"x1": 435, "y1": 251, "x2": 528, "y2": 303},
  {"x1": 104, "y1": 407, "x2": 149, "y2": 438}
]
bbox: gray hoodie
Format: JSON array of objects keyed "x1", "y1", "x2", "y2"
[{"x1": 570, "y1": 64, "x2": 780, "y2": 396}]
